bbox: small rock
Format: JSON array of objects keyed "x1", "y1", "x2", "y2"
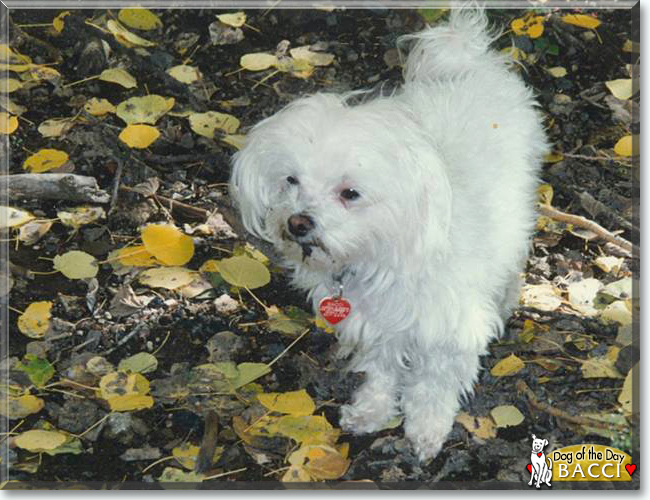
[
  {"x1": 86, "y1": 356, "x2": 114, "y2": 376},
  {"x1": 214, "y1": 293, "x2": 239, "y2": 315},
  {"x1": 206, "y1": 331, "x2": 248, "y2": 362},
  {"x1": 209, "y1": 21, "x2": 244, "y2": 45},
  {"x1": 120, "y1": 446, "x2": 161, "y2": 462}
]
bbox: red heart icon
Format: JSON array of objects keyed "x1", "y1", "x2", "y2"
[
  {"x1": 537, "y1": 452, "x2": 542, "y2": 457},
  {"x1": 527, "y1": 464, "x2": 532, "y2": 473},
  {"x1": 625, "y1": 464, "x2": 636, "y2": 476},
  {"x1": 319, "y1": 297, "x2": 351, "y2": 325}
]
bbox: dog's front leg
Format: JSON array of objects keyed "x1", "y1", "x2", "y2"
[
  {"x1": 401, "y1": 347, "x2": 480, "y2": 461},
  {"x1": 339, "y1": 355, "x2": 400, "y2": 435}
]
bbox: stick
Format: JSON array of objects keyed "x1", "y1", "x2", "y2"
[
  {"x1": 538, "y1": 203, "x2": 637, "y2": 255},
  {"x1": 516, "y1": 380, "x2": 627, "y2": 431},
  {"x1": 3, "y1": 174, "x2": 110, "y2": 203},
  {"x1": 195, "y1": 410, "x2": 220, "y2": 473}
]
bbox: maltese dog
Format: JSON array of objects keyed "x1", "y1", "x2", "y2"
[{"x1": 230, "y1": 8, "x2": 547, "y2": 460}]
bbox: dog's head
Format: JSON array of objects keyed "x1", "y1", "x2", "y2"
[
  {"x1": 230, "y1": 93, "x2": 452, "y2": 277},
  {"x1": 531, "y1": 434, "x2": 548, "y2": 453}
]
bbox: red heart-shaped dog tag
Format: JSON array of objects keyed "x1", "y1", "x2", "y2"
[
  {"x1": 537, "y1": 452, "x2": 542, "y2": 457},
  {"x1": 319, "y1": 297, "x2": 351, "y2": 325}
]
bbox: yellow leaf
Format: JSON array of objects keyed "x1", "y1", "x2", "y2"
[
  {"x1": 23, "y1": 148, "x2": 69, "y2": 173},
  {"x1": 520, "y1": 283, "x2": 562, "y2": 312},
  {"x1": 258, "y1": 389, "x2": 316, "y2": 416},
  {"x1": 266, "y1": 414, "x2": 339, "y2": 446},
  {"x1": 221, "y1": 133, "x2": 246, "y2": 150},
  {"x1": 594, "y1": 256, "x2": 623, "y2": 275},
  {"x1": 0, "y1": 78, "x2": 23, "y2": 93},
  {"x1": 119, "y1": 124, "x2": 160, "y2": 148},
  {"x1": 166, "y1": 65, "x2": 202, "y2": 84},
  {"x1": 118, "y1": 8, "x2": 163, "y2": 31},
  {"x1": 455, "y1": 412, "x2": 497, "y2": 439},
  {"x1": 537, "y1": 183, "x2": 553, "y2": 205},
  {"x1": 37, "y1": 118, "x2": 75, "y2": 138},
  {"x1": 18, "y1": 301, "x2": 52, "y2": 338},
  {"x1": 29, "y1": 66, "x2": 61, "y2": 82},
  {"x1": 84, "y1": 97, "x2": 116, "y2": 116},
  {"x1": 99, "y1": 68, "x2": 137, "y2": 89},
  {"x1": 52, "y1": 11, "x2": 70, "y2": 33},
  {"x1": 199, "y1": 259, "x2": 220, "y2": 273},
  {"x1": 53, "y1": 250, "x2": 99, "y2": 279},
  {"x1": 172, "y1": 443, "x2": 201, "y2": 470},
  {"x1": 490, "y1": 353, "x2": 525, "y2": 377},
  {"x1": 500, "y1": 46, "x2": 526, "y2": 62},
  {"x1": 216, "y1": 12, "x2": 246, "y2": 28},
  {"x1": 511, "y1": 15, "x2": 545, "y2": 39},
  {"x1": 138, "y1": 266, "x2": 196, "y2": 290},
  {"x1": 107, "y1": 20, "x2": 156, "y2": 47},
  {"x1": 17, "y1": 220, "x2": 51, "y2": 245},
  {"x1": 600, "y1": 299, "x2": 632, "y2": 326},
  {"x1": 543, "y1": 152, "x2": 564, "y2": 164},
  {"x1": 1, "y1": 394, "x2": 45, "y2": 419},
  {"x1": 107, "y1": 394, "x2": 154, "y2": 412},
  {"x1": 217, "y1": 255, "x2": 270, "y2": 289},
  {"x1": 0, "y1": 111, "x2": 18, "y2": 134},
  {"x1": 14, "y1": 430, "x2": 67, "y2": 452},
  {"x1": 240, "y1": 52, "x2": 278, "y2": 71},
  {"x1": 547, "y1": 66, "x2": 567, "y2": 78},
  {"x1": 57, "y1": 206, "x2": 105, "y2": 228},
  {"x1": 189, "y1": 111, "x2": 240, "y2": 138},
  {"x1": 141, "y1": 223, "x2": 194, "y2": 265},
  {"x1": 605, "y1": 78, "x2": 633, "y2": 100},
  {"x1": 490, "y1": 405, "x2": 524, "y2": 428},
  {"x1": 286, "y1": 444, "x2": 350, "y2": 480},
  {"x1": 618, "y1": 364, "x2": 636, "y2": 416},
  {"x1": 622, "y1": 39, "x2": 639, "y2": 53},
  {"x1": 289, "y1": 46, "x2": 335, "y2": 66},
  {"x1": 0, "y1": 206, "x2": 34, "y2": 228},
  {"x1": 99, "y1": 371, "x2": 150, "y2": 400},
  {"x1": 581, "y1": 351, "x2": 624, "y2": 379},
  {"x1": 613, "y1": 135, "x2": 636, "y2": 157},
  {"x1": 116, "y1": 95, "x2": 175, "y2": 125},
  {"x1": 115, "y1": 245, "x2": 158, "y2": 267},
  {"x1": 562, "y1": 14, "x2": 601, "y2": 30}
]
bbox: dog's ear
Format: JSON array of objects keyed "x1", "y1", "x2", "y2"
[
  {"x1": 230, "y1": 145, "x2": 271, "y2": 241},
  {"x1": 531, "y1": 434, "x2": 536, "y2": 440},
  {"x1": 544, "y1": 439, "x2": 548, "y2": 447},
  {"x1": 404, "y1": 143, "x2": 452, "y2": 260}
]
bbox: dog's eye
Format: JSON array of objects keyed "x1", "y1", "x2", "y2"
[
  {"x1": 341, "y1": 188, "x2": 360, "y2": 201},
  {"x1": 286, "y1": 176, "x2": 299, "y2": 185}
]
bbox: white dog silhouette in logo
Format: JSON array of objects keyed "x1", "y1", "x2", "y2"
[{"x1": 528, "y1": 434, "x2": 552, "y2": 488}]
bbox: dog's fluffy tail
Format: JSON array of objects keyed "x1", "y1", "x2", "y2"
[{"x1": 401, "y1": 5, "x2": 500, "y2": 83}]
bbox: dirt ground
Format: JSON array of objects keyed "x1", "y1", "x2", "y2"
[{"x1": 1, "y1": 6, "x2": 639, "y2": 489}]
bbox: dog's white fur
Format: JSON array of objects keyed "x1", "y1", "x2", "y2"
[{"x1": 230, "y1": 8, "x2": 547, "y2": 460}]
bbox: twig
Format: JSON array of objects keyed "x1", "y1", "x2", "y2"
[
  {"x1": 538, "y1": 203, "x2": 637, "y2": 255},
  {"x1": 108, "y1": 157, "x2": 124, "y2": 215},
  {"x1": 516, "y1": 380, "x2": 628, "y2": 431},
  {"x1": 98, "y1": 322, "x2": 146, "y2": 355},
  {"x1": 119, "y1": 185, "x2": 209, "y2": 220},
  {"x1": 203, "y1": 467, "x2": 247, "y2": 481},
  {"x1": 267, "y1": 328, "x2": 311, "y2": 368}
]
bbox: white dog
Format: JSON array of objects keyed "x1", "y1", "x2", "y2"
[
  {"x1": 230, "y1": 8, "x2": 547, "y2": 460},
  {"x1": 529, "y1": 434, "x2": 552, "y2": 488}
]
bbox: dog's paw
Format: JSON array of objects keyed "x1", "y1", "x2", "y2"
[
  {"x1": 404, "y1": 412, "x2": 450, "y2": 462},
  {"x1": 339, "y1": 402, "x2": 392, "y2": 435},
  {"x1": 339, "y1": 389, "x2": 399, "y2": 434}
]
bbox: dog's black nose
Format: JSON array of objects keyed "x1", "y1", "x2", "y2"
[{"x1": 287, "y1": 213, "x2": 314, "y2": 237}]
